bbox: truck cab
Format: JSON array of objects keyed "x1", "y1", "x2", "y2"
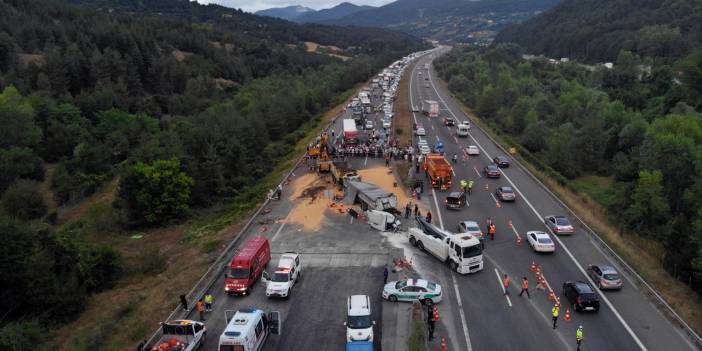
[
  {"x1": 409, "y1": 217, "x2": 483, "y2": 274},
  {"x1": 346, "y1": 295, "x2": 374, "y2": 342},
  {"x1": 263, "y1": 252, "x2": 301, "y2": 298},
  {"x1": 219, "y1": 308, "x2": 281, "y2": 351}
]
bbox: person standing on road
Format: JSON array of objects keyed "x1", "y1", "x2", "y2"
[
  {"x1": 383, "y1": 264, "x2": 389, "y2": 284},
  {"x1": 519, "y1": 277, "x2": 530, "y2": 298},
  {"x1": 179, "y1": 294, "x2": 188, "y2": 311},
  {"x1": 576, "y1": 325, "x2": 584, "y2": 350},
  {"x1": 502, "y1": 274, "x2": 510, "y2": 295},
  {"x1": 452, "y1": 154, "x2": 458, "y2": 164},
  {"x1": 414, "y1": 204, "x2": 419, "y2": 216},
  {"x1": 405, "y1": 203, "x2": 412, "y2": 219},
  {"x1": 204, "y1": 292, "x2": 213, "y2": 312},
  {"x1": 426, "y1": 211, "x2": 432, "y2": 224},
  {"x1": 468, "y1": 179, "x2": 474, "y2": 195},
  {"x1": 489, "y1": 224, "x2": 497, "y2": 240},
  {"x1": 427, "y1": 305, "x2": 436, "y2": 341},
  {"x1": 552, "y1": 305, "x2": 560, "y2": 329},
  {"x1": 196, "y1": 299, "x2": 206, "y2": 321},
  {"x1": 486, "y1": 217, "x2": 493, "y2": 234}
]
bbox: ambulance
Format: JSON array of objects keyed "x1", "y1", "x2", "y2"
[{"x1": 218, "y1": 308, "x2": 281, "y2": 351}]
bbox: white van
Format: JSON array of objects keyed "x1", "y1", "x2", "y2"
[
  {"x1": 218, "y1": 308, "x2": 281, "y2": 351},
  {"x1": 345, "y1": 295, "x2": 374, "y2": 342},
  {"x1": 457, "y1": 122, "x2": 471, "y2": 137}
]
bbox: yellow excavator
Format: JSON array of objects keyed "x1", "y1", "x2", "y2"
[{"x1": 307, "y1": 132, "x2": 332, "y2": 172}]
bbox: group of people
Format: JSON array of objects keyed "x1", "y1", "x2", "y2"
[{"x1": 179, "y1": 292, "x2": 214, "y2": 321}]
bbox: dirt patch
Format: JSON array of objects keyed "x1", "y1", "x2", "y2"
[
  {"x1": 17, "y1": 53, "x2": 44, "y2": 67},
  {"x1": 286, "y1": 173, "x2": 334, "y2": 231},
  {"x1": 172, "y1": 49, "x2": 193, "y2": 62},
  {"x1": 357, "y1": 165, "x2": 427, "y2": 213},
  {"x1": 305, "y1": 42, "x2": 320, "y2": 52},
  {"x1": 394, "y1": 58, "x2": 418, "y2": 147},
  {"x1": 58, "y1": 179, "x2": 118, "y2": 225}
]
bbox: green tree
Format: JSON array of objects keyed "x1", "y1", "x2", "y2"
[
  {"x1": 1, "y1": 180, "x2": 47, "y2": 220},
  {"x1": 117, "y1": 158, "x2": 194, "y2": 225},
  {"x1": 0, "y1": 86, "x2": 42, "y2": 149},
  {"x1": 624, "y1": 170, "x2": 671, "y2": 238}
]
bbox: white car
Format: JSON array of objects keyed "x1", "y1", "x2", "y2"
[
  {"x1": 411, "y1": 106, "x2": 419, "y2": 112},
  {"x1": 382, "y1": 119, "x2": 391, "y2": 128},
  {"x1": 346, "y1": 295, "x2": 374, "y2": 342},
  {"x1": 383, "y1": 278, "x2": 442, "y2": 305},
  {"x1": 459, "y1": 121, "x2": 471, "y2": 129},
  {"x1": 264, "y1": 252, "x2": 301, "y2": 298},
  {"x1": 365, "y1": 120, "x2": 374, "y2": 130},
  {"x1": 416, "y1": 127, "x2": 426, "y2": 136},
  {"x1": 458, "y1": 220, "x2": 484, "y2": 241},
  {"x1": 417, "y1": 139, "x2": 428, "y2": 147},
  {"x1": 466, "y1": 145, "x2": 479, "y2": 155},
  {"x1": 526, "y1": 231, "x2": 555, "y2": 253},
  {"x1": 419, "y1": 145, "x2": 431, "y2": 155}
]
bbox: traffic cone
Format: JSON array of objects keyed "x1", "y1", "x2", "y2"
[
  {"x1": 496, "y1": 201, "x2": 501, "y2": 208},
  {"x1": 508, "y1": 219, "x2": 513, "y2": 228},
  {"x1": 531, "y1": 261, "x2": 537, "y2": 272},
  {"x1": 565, "y1": 308, "x2": 571, "y2": 322},
  {"x1": 548, "y1": 290, "x2": 555, "y2": 301},
  {"x1": 536, "y1": 268, "x2": 542, "y2": 278},
  {"x1": 441, "y1": 337, "x2": 447, "y2": 351},
  {"x1": 433, "y1": 306, "x2": 440, "y2": 321},
  {"x1": 516, "y1": 236, "x2": 522, "y2": 246},
  {"x1": 484, "y1": 183, "x2": 489, "y2": 191}
]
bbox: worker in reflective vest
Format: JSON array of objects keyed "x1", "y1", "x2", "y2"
[
  {"x1": 552, "y1": 305, "x2": 560, "y2": 329},
  {"x1": 489, "y1": 224, "x2": 496, "y2": 240},
  {"x1": 576, "y1": 326, "x2": 584, "y2": 350}
]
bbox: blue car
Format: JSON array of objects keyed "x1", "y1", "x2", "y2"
[
  {"x1": 346, "y1": 341, "x2": 374, "y2": 351},
  {"x1": 434, "y1": 142, "x2": 444, "y2": 154}
]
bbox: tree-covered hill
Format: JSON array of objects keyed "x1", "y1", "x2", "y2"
[{"x1": 495, "y1": 0, "x2": 702, "y2": 62}]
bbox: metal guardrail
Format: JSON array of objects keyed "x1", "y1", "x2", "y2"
[
  {"x1": 145, "y1": 105, "x2": 349, "y2": 348},
  {"x1": 451, "y1": 89, "x2": 702, "y2": 349}
]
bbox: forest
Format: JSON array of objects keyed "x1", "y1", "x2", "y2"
[
  {"x1": 494, "y1": 0, "x2": 702, "y2": 63},
  {"x1": 434, "y1": 44, "x2": 702, "y2": 294},
  {"x1": 0, "y1": 0, "x2": 425, "y2": 347}
]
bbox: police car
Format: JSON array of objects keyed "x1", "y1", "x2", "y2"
[
  {"x1": 263, "y1": 252, "x2": 301, "y2": 298},
  {"x1": 382, "y1": 278, "x2": 442, "y2": 305}
]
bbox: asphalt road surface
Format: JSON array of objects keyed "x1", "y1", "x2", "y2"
[{"x1": 404, "y1": 47, "x2": 697, "y2": 351}]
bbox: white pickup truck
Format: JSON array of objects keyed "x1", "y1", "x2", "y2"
[
  {"x1": 263, "y1": 252, "x2": 301, "y2": 298},
  {"x1": 408, "y1": 217, "x2": 484, "y2": 274},
  {"x1": 150, "y1": 320, "x2": 206, "y2": 351}
]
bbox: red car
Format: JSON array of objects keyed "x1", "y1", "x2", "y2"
[
  {"x1": 225, "y1": 236, "x2": 271, "y2": 295},
  {"x1": 483, "y1": 164, "x2": 501, "y2": 178}
]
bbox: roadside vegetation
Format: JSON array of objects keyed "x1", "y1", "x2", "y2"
[
  {"x1": 0, "y1": 0, "x2": 426, "y2": 349},
  {"x1": 435, "y1": 44, "x2": 702, "y2": 333}
]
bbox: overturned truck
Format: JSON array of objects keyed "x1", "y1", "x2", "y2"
[{"x1": 344, "y1": 180, "x2": 398, "y2": 214}]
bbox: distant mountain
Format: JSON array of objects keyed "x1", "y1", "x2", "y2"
[
  {"x1": 494, "y1": 0, "x2": 702, "y2": 62},
  {"x1": 255, "y1": 5, "x2": 315, "y2": 21},
  {"x1": 324, "y1": 0, "x2": 561, "y2": 43},
  {"x1": 296, "y1": 2, "x2": 375, "y2": 23}
]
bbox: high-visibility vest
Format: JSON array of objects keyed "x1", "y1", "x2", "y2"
[
  {"x1": 577, "y1": 328, "x2": 583, "y2": 341},
  {"x1": 196, "y1": 301, "x2": 205, "y2": 312},
  {"x1": 552, "y1": 307, "x2": 559, "y2": 317},
  {"x1": 522, "y1": 280, "x2": 529, "y2": 289},
  {"x1": 489, "y1": 225, "x2": 496, "y2": 234},
  {"x1": 204, "y1": 294, "x2": 213, "y2": 304},
  {"x1": 503, "y1": 278, "x2": 510, "y2": 288},
  {"x1": 468, "y1": 181, "x2": 474, "y2": 188}
]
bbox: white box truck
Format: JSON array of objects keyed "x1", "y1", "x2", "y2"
[
  {"x1": 408, "y1": 217, "x2": 483, "y2": 274},
  {"x1": 344, "y1": 180, "x2": 398, "y2": 212},
  {"x1": 422, "y1": 100, "x2": 439, "y2": 118}
]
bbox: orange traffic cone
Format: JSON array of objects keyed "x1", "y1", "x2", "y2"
[
  {"x1": 516, "y1": 236, "x2": 522, "y2": 246},
  {"x1": 548, "y1": 290, "x2": 555, "y2": 301},
  {"x1": 565, "y1": 308, "x2": 572, "y2": 322},
  {"x1": 330, "y1": 202, "x2": 336, "y2": 207},
  {"x1": 441, "y1": 337, "x2": 447, "y2": 351},
  {"x1": 484, "y1": 183, "x2": 489, "y2": 191},
  {"x1": 433, "y1": 306, "x2": 440, "y2": 321},
  {"x1": 531, "y1": 261, "x2": 537, "y2": 272},
  {"x1": 508, "y1": 219, "x2": 513, "y2": 228},
  {"x1": 536, "y1": 268, "x2": 542, "y2": 278}
]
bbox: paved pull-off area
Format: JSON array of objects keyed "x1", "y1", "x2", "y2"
[{"x1": 149, "y1": 48, "x2": 699, "y2": 351}]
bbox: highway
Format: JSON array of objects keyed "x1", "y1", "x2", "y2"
[
  {"x1": 148, "y1": 48, "x2": 699, "y2": 351},
  {"x1": 407, "y1": 47, "x2": 697, "y2": 351}
]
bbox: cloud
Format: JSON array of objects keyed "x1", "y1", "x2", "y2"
[{"x1": 196, "y1": 0, "x2": 393, "y2": 13}]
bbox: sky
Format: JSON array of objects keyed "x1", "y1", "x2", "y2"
[{"x1": 196, "y1": 0, "x2": 394, "y2": 13}]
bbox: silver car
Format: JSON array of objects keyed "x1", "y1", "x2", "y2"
[
  {"x1": 587, "y1": 264, "x2": 623, "y2": 290},
  {"x1": 544, "y1": 215, "x2": 575, "y2": 234}
]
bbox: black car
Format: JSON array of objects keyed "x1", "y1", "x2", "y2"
[
  {"x1": 483, "y1": 164, "x2": 501, "y2": 178},
  {"x1": 493, "y1": 156, "x2": 510, "y2": 168},
  {"x1": 443, "y1": 117, "x2": 455, "y2": 126},
  {"x1": 562, "y1": 281, "x2": 600, "y2": 312},
  {"x1": 445, "y1": 192, "x2": 467, "y2": 210}
]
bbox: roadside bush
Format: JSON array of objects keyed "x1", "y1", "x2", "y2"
[
  {"x1": 408, "y1": 301, "x2": 428, "y2": 351},
  {"x1": 0, "y1": 320, "x2": 45, "y2": 351},
  {"x1": 1, "y1": 180, "x2": 47, "y2": 220},
  {"x1": 129, "y1": 246, "x2": 167, "y2": 275},
  {"x1": 84, "y1": 203, "x2": 119, "y2": 234}
]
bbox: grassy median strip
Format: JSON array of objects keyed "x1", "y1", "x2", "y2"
[
  {"x1": 395, "y1": 59, "x2": 419, "y2": 147},
  {"x1": 408, "y1": 302, "x2": 429, "y2": 351},
  {"x1": 444, "y1": 88, "x2": 702, "y2": 337}
]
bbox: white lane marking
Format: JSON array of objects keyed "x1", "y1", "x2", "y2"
[
  {"x1": 271, "y1": 207, "x2": 294, "y2": 242},
  {"x1": 427, "y1": 58, "x2": 649, "y2": 351},
  {"x1": 451, "y1": 273, "x2": 474, "y2": 351},
  {"x1": 489, "y1": 193, "x2": 501, "y2": 208},
  {"x1": 451, "y1": 168, "x2": 456, "y2": 177},
  {"x1": 494, "y1": 268, "x2": 513, "y2": 307},
  {"x1": 473, "y1": 166, "x2": 482, "y2": 178},
  {"x1": 420, "y1": 61, "x2": 473, "y2": 348},
  {"x1": 510, "y1": 222, "x2": 521, "y2": 240}
]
